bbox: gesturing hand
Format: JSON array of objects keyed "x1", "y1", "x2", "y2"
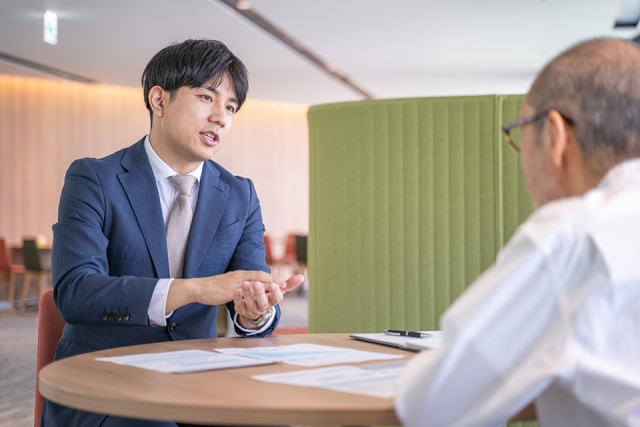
[
  {"x1": 166, "y1": 270, "x2": 284, "y2": 313},
  {"x1": 234, "y1": 274, "x2": 305, "y2": 329},
  {"x1": 195, "y1": 270, "x2": 284, "y2": 306}
]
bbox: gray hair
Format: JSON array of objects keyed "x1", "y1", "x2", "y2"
[{"x1": 528, "y1": 38, "x2": 640, "y2": 173}]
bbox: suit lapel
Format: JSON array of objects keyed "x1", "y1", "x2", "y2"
[
  {"x1": 183, "y1": 161, "x2": 229, "y2": 277},
  {"x1": 118, "y1": 139, "x2": 170, "y2": 278}
]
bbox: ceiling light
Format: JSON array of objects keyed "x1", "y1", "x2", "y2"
[
  {"x1": 236, "y1": 1, "x2": 252, "y2": 11},
  {"x1": 43, "y1": 10, "x2": 58, "y2": 45}
]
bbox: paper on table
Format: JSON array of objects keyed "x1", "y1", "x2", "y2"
[
  {"x1": 252, "y1": 364, "x2": 405, "y2": 399},
  {"x1": 95, "y1": 349, "x2": 274, "y2": 373},
  {"x1": 350, "y1": 331, "x2": 442, "y2": 352},
  {"x1": 216, "y1": 343, "x2": 403, "y2": 367}
]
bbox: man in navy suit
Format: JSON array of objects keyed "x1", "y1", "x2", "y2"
[{"x1": 42, "y1": 39, "x2": 304, "y2": 427}]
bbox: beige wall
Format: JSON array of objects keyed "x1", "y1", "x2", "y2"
[
  {"x1": 216, "y1": 99, "x2": 309, "y2": 257},
  {"x1": 0, "y1": 75, "x2": 309, "y2": 257}
]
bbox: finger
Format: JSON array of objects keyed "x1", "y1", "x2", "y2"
[
  {"x1": 238, "y1": 282, "x2": 268, "y2": 319},
  {"x1": 249, "y1": 271, "x2": 283, "y2": 285},
  {"x1": 265, "y1": 282, "x2": 284, "y2": 306},
  {"x1": 241, "y1": 281, "x2": 255, "y2": 301},
  {"x1": 236, "y1": 281, "x2": 250, "y2": 299},
  {"x1": 233, "y1": 288, "x2": 245, "y2": 311},
  {"x1": 280, "y1": 275, "x2": 305, "y2": 293},
  {"x1": 251, "y1": 281, "x2": 270, "y2": 311}
]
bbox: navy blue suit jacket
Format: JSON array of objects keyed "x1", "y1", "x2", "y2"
[{"x1": 42, "y1": 138, "x2": 279, "y2": 426}]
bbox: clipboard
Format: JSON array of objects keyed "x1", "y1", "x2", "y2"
[{"x1": 350, "y1": 332, "x2": 442, "y2": 352}]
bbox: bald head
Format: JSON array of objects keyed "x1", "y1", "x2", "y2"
[{"x1": 527, "y1": 38, "x2": 640, "y2": 173}]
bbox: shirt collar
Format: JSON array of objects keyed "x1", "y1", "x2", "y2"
[
  {"x1": 144, "y1": 135, "x2": 203, "y2": 182},
  {"x1": 598, "y1": 157, "x2": 640, "y2": 189}
]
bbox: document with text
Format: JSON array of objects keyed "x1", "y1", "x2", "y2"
[
  {"x1": 252, "y1": 361, "x2": 407, "y2": 399},
  {"x1": 96, "y1": 349, "x2": 274, "y2": 373},
  {"x1": 215, "y1": 343, "x2": 403, "y2": 367}
]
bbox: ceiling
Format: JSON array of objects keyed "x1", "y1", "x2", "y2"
[{"x1": 0, "y1": 0, "x2": 636, "y2": 106}]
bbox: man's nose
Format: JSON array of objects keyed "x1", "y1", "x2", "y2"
[{"x1": 208, "y1": 103, "x2": 227, "y2": 127}]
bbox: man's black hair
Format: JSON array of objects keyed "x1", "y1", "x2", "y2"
[{"x1": 141, "y1": 39, "x2": 249, "y2": 122}]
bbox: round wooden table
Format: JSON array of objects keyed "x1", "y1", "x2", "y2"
[{"x1": 39, "y1": 333, "x2": 413, "y2": 426}]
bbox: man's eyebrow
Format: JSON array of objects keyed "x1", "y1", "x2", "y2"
[{"x1": 201, "y1": 85, "x2": 238, "y2": 104}]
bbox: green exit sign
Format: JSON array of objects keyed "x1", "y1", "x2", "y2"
[{"x1": 44, "y1": 10, "x2": 57, "y2": 45}]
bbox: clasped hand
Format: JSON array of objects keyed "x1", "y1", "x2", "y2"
[
  {"x1": 166, "y1": 270, "x2": 305, "y2": 328},
  {"x1": 232, "y1": 273, "x2": 305, "y2": 329}
]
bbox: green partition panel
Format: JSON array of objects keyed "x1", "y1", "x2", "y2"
[
  {"x1": 308, "y1": 93, "x2": 533, "y2": 332},
  {"x1": 308, "y1": 94, "x2": 536, "y2": 426},
  {"x1": 309, "y1": 95, "x2": 503, "y2": 333},
  {"x1": 497, "y1": 95, "x2": 533, "y2": 245}
]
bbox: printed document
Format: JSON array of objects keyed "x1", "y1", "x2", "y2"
[
  {"x1": 96, "y1": 349, "x2": 274, "y2": 373},
  {"x1": 252, "y1": 362, "x2": 406, "y2": 399},
  {"x1": 216, "y1": 343, "x2": 403, "y2": 367}
]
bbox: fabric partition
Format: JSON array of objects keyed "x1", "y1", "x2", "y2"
[
  {"x1": 497, "y1": 95, "x2": 531, "y2": 246},
  {"x1": 308, "y1": 94, "x2": 532, "y2": 334}
]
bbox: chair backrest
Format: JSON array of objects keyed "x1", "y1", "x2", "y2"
[
  {"x1": 0, "y1": 237, "x2": 11, "y2": 270},
  {"x1": 23, "y1": 239, "x2": 42, "y2": 271},
  {"x1": 264, "y1": 234, "x2": 275, "y2": 265},
  {"x1": 34, "y1": 288, "x2": 65, "y2": 427},
  {"x1": 295, "y1": 235, "x2": 308, "y2": 263},
  {"x1": 282, "y1": 233, "x2": 297, "y2": 262}
]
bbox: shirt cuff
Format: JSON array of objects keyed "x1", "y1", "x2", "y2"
[
  {"x1": 233, "y1": 310, "x2": 275, "y2": 336},
  {"x1": 148, "y1": 279, "x2": 174, "y2": 326}
]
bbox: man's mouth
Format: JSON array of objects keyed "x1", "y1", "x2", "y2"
[{"x1": 201, "y1": 132, "x2": 218, "y2": 146}]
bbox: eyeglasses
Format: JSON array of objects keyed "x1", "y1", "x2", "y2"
[
  {"x1": 501, "y1": 110, "x2": 574, "y2": 153},
  {"x1": 501, "y1": 111, "x2": 548, "y2": 153}
]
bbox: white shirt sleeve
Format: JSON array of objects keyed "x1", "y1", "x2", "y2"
[
  {"x1": 232, "y1": 309, "x2": 276, "y2": 336},
  {"x1": 148, "y1": 279, "x2": 173, "y2": 326},
  {"x1": 395, "y1": 232, "x2": 563, "y2": 427},
  {"x1": 148, "y1": 278, "x2": 276, "y2": 334}
]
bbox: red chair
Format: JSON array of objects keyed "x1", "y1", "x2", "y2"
[
  {"x1": 264, "y1": 234, "x2": 276, "y2": 266},
  {"x1": 34, "y1": 288, "x2": 65, "y2": 427},
  {"x1": 0, "y1": 237, "x2": 26, "y2": 312},
  {"x1": 280, "y1": 233, "x2": 298, "y2": 264}
]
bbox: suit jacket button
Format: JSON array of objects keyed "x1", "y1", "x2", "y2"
[
  {"x1": 116, "y1": 313, "x2": 123, "y2": 321},
  {"x1": 100, "y1": 312, "x2": 108, "y2": 321},
  {"x1": 108, "y1": 314, "x2": 116, "y2": 321},
  {"x1": 123, "y1": 313, "x2": 130, "y2": 321},
  {"x1": 169, "y1": 322, "x2": 177, "y2": 332}
]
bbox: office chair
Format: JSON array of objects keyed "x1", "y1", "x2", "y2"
[
  {"x1": 20, "y1": 239, "x2": 51, "y2": 311},
  {"x1": 0, "y1": 237, "x2": 26, "y2": 312}
]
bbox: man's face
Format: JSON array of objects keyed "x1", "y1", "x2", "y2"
[
  {"x1": 518, "y1": 102, "x2": 566, "y2": 209},
  {"x1": 154, "y1": 75, "x2": 238, "y2": 173}
]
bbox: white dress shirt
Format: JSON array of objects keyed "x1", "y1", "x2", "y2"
[
  {"x1": 144, "y1": 136, "x2": 274, "y2": 335},
  {"x1": 396, "y1": 158, "x2": 640, "y2": 427}
]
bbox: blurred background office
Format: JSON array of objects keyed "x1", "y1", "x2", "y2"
[
  {"x1": 1, "y1": 1, "x2": 639, "y2": 426},
  {"x1": 2, "y1": 0, "x2": 638, "y2": 256}
]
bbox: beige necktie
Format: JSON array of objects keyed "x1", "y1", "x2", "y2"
[{"x1": 166, "y1": 175, "x2": 197, "y2": 278}]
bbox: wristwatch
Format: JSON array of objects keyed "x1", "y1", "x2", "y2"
[{"x1": 241, "y1": 307, "x2": 275, "y2": 327}]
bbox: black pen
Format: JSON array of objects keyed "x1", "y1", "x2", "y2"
[{"x1": 383, "y1": 329, "x2": 431, "y2": 339}]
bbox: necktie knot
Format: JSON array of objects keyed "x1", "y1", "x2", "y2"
[{"x1": 169, "y1": 175, "x2": 197, "y2": 197}]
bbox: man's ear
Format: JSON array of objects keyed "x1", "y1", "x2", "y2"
[
  {"x1": 148, "y1": 86, "x2": 167, "y2": 119},
  {"x1": 545, "y1": 109, "x2": 573, "y2": 171}
]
